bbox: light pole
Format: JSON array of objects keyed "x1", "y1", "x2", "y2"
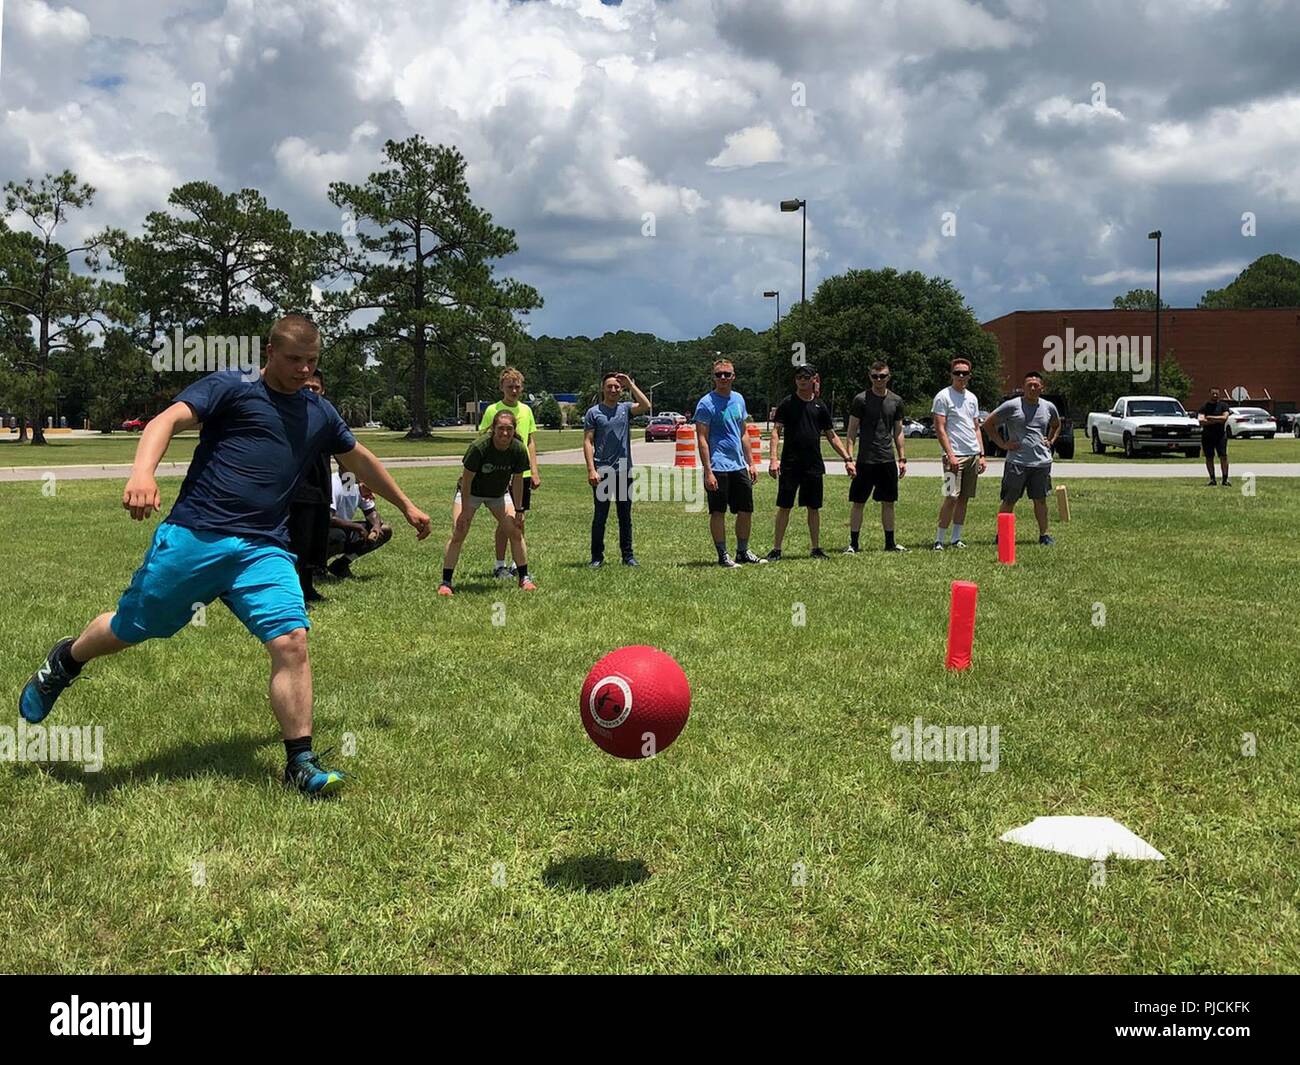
[
  {"x1": 780, "y1": 199, "x2": 807, "y2": 304},
  {"x1": 453, "y1": 386, "x2": 469, "y2": 424},
  {"x1": 366, "y1": 388, "x2": 384, "y2": 425},
  {"x1": 645, "y1": 380, "x2": 665, "y2": 415},
  {"x1": 763, "y1": 290, "x2": 781, "y2": 348},
  {"x1": 1148, "y1": 230, "x2": 1162, "y2": 393}
]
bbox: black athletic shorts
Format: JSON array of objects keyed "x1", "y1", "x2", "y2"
[
  {"x1": 706, "y1": 469, "x2": 755, "y2": 514},
  {"x1": 776, "y1": 468, "x2": 824, "y2": 509},
  {"x1": 1202, "y1": 431, "x2": 1227, "y2": 458},
  {"x1": 849, "y1": 461, "x2": 899, "y2": 503}
]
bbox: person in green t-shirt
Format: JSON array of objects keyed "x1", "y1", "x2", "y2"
[
  {"x1": 439, "y1": 410, "x2": 535, "y2": 596},
  {"x1": 477, "y1": 367, "x2": 540, "y2": 578}
]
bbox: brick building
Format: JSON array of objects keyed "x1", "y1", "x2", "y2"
[{"x1": 981, "y1": 308, "x2": 1300, "y2": 416}]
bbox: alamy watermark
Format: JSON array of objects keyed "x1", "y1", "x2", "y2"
[
  {"x1": 594, "y1": 463, "x2": 706, "y2": 512},
  {"x1": 152, "y1": 328, "x2": 260, "y2": 381},
  {"x1": 1042, "y1": 328, "x2": 1151, "y2": 383},
  {"x1": 1, "y1": 722, "x2": 104, "y2": 772},
  {"x1": 890, "y1": 716, "x2": 999, "y2": 773}
]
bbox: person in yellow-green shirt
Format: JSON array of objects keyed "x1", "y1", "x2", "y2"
[{"x1": 478, "y1": 366, "x2": 540, "y2": 578}]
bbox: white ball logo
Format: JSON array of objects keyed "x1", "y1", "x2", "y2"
[{"x1": 589, "y1": 675, "x2": 633, "y2": 729}]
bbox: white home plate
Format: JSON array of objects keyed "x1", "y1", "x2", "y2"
[{"x1": 1000, "y1": 817, "x2": 1165, "y2": 861}]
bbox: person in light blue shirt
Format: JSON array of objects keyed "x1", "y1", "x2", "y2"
[{"x1": 694, "y1": 358, "x2": 763, "y2": 567}]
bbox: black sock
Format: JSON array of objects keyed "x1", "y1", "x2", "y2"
[
  {"x1": 850, "y1": 530, "x2": 860, "y2": 550},
  {"x1": 285, "y1": 735, "x2": 312, "y2": 762},
  {"x1": 885, "y1": 529, "x2": 896, "y2": 549},
  {"x1": 55, "y1": 641, "x2": 83, "y2": 677},
  {"x1": 517, "y1": 564, "x2": 529, "y2": 580},
  {"x1": 442, "y1": 568, "x2": 454, "y2": 584}
]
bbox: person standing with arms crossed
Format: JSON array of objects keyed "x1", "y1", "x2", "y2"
[
  {"x1": 478, "y1": 367, "x2": 540, "y2": 578},
  {"x1": 1198, "y1": 387, "x2": 1232, "y2": 486},
  {"x1": 931, "y1": 357, "x2": 986, "y2": 550},
  {"x1": 695, "y1": 358, "x2": 764, "y2": 567},
  {"x1": 845, "y1": 361, "x2": 908, "y2": 553},
  {"x1": 583, "y1": 372, "x2": 650, "y2": 567}
]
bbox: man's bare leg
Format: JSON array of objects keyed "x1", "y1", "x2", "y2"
[
  {"x1": 71, "y1": 612, "x2": 133, "y2": 664},
  {"x1": 267, "y1": 628, "x2": 312, "y2": 741}
]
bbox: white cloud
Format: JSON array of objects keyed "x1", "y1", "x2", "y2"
[
  {"x1": 708, "y1": 124, "x2": 784, "y2": 168},
  {"x1": 1083, "y1": 263, "x2": 1246, "y2": 287},
  {"x1": 1034, "y1": 95, "x2": 1125, "y2": 126}
]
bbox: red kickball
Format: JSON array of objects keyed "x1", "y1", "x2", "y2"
[{"x1": 580, "y1": 645, "x2": 691, "y2": 759}]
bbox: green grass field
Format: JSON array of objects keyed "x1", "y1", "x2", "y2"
[
  {"x1": 1, "y1": 468, "x2": 1296, "y2": 973},
  {"x1": 0, "y1": 428, "x2": 582, "y2": 467}
]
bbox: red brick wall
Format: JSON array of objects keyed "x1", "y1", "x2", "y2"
[{"x1": 981, "y1": 309, "x2": 1300, "y2": 412}]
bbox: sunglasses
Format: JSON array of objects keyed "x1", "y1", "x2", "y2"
[
  {"x1": 714, "y1": 371, "x2": 734, "y2": 379},
  {"x1": 952, "y1": 370, "x2": 971, "y2": 377},
  {"x1": 870, "y1": 373, "x2": 890, "y2": 380}
]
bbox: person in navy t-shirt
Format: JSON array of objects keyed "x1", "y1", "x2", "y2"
[{"x1": 18, "y1": 315, "x2": 433, "y2": 796}]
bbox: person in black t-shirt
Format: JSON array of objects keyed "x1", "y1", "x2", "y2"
[
  {"x1": 287, "y1": 370, "x2": 333, "y2": 603},
  {"x1": 1197, "y1": 388, "x2": 1231, "y2": 486},
  {"x1": 766, "y1": 365, "x2": 854, "y2": 561},
  {"x1": 845, "y1": 361, "x2": 908, "y2": 552}
]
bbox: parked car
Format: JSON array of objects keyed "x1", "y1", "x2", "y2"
[
  {"x1": 657, "y1": 411, "x2": 687, "y2": 424},
  {"x1": 901, "y1": 417, "x2": 932, "y2": 438},
  {"x1": 1276, "y1": 411, "x2": 1300, "y2": 434},
  {"x1": 121, "y1": 416, "x2": 152, "y2": 432},
  {"x1": 1225, "y1": 406, "x2": 1277, "y2": 439},
  {"x1": 987, "y1": 391, "x2": 1076, "y2": 459},
  {"x1": 1086, "y1": 395, "x2": 1198, "y2": 458},
  {"x1": 644, "y1": 416, "x2": 679, "y2": 442}
]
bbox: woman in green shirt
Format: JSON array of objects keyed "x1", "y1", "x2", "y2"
[{"x1": 439, "y1": 411, "x2": 535, "y2": 595}]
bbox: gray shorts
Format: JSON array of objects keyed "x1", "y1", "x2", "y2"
[{"x1": 1001, "y1": 464, "x2": 1052, "y2": 502}]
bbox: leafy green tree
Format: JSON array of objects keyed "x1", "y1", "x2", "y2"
[
  {"x1": 322, "y1": 135, "x2": 541, "y2": 437},
  {"x1": 533, "y1": 391, "x2": 563, "y2": 429},
  {"x1": 1200, "y1": 254, "x2": 1300, "y2": 308},
  {"x1": 379, "y1": 394, "x2": 410, "y2": 431},
  {"x1": 0, "y1": 171, "x2": 118, "y2": 443},
  {"x1": 1112, "y1": 289, "x2": 1169, "y2": 310},
  {"x1": 1046, "y1": 355, "x2": 1192, "y2": 418}
]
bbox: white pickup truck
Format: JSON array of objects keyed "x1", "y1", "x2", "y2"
[{"x1": 1086, "y1": 396, "x2": 1202, "y2": 458}]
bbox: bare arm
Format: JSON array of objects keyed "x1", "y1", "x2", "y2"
[
  {"x1": 583, "y1": 428, "x2": 598, "y2": 486},
  {"x1": 894, "y1": 418, "x2": 907, "y2": 476},
  {"x1": 769, "y1": 421, "x2": 782, "y2": 476},
  {"x1": 696, "y1": 421, "x2": 716, "y2": 489},
  {"x1": 846, "y1": 414, "x2": 860, "y2": 459},
  {"x1": 1045, "y1": 415, "x2": 1062, "y2": 449},
  {"x1": 621, "y1": 375, "x2": 651, "y2": 416},
  {"x1": 123, "y1": 401, "x2": 199, "y2": 520},
  {"x1": 336, "y1": 442, "x2": 431, "y2": 539},
  {"x1": 934, "y1": 412, "x2": 954, "y2": 463},
  {"x1": 528, "y1": 433, "x2": 541, "y2": 488}
]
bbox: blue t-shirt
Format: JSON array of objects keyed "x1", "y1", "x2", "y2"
[
  {"x1": 584, "y1": 401, "x2": 634, "y2": 468},
  {"x1": 167, "y1": 371, "x2": 357, "y2": 545},
  {"x1": 694, "y1": 390, "x2": 749, "y2": 472}
]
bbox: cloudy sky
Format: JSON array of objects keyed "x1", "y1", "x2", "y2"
[{"x1": 2, "y1": 0, "x2": 1297, "y2": 339}]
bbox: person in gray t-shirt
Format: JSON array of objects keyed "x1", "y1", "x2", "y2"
[
  {"x1": 984, "y1": 370, "x2": 1062, "y2": 545},
  {"x1": 583, "y1": 372, "x2": 650, "y2": 566}
]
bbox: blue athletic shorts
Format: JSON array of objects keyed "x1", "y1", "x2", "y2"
[{"x1": 110, "y1": 522, "x2": 310, "y2": 645}]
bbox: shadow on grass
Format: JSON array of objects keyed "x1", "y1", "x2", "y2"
[
  {"x1": 17, "y1": 733, "x2": 275, "y2": 803},
  {"x1": 542, "y1": 854, "x2": 651, "y2": 892}
]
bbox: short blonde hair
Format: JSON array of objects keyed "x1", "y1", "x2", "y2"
[
  {"x1": 712, "y1": 358, "x2": 734, "y2": 372},
  {"x1": 500, "y1": 367, "x2": 524, "y2": 386}
]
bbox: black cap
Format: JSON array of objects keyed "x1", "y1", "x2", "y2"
[{"x1": 794, "y1": 364, "x2": 818, "y2": 377}]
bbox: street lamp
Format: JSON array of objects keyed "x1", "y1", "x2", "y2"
[
  {"x1": 644, "y1": 380, "x2": 665, "y2": 415},
  {"x1": 780, "y1": 199, "x2": 807, "y2": 304},
  {"x1": 366, "y1": 388, "x2": 384, "y2": 425},
  {"x1": 1148, "y1": 230, "x2": 1162, "y2": 393},
  {"x1": 453, "y1": 386, "x2": 469, "y2": 424},
  {"x1": 763, "y1": 290, "x2": 781, "y2": 349}
]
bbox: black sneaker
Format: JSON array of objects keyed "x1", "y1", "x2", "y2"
[
  {"x1": 842, "y1": 544, "x2": 859, "y2": 555},
  {"x1": 884, "y1": 543, "x2": 909, "y2": 553},
  {"x1": 718, "y1": 553, "x2": 740, "y2": 569},
  {"x1": 622, "y1": 557, "x2": 639, "y2": 567},
  {"x1": 327, "y1": 557, "x2": 353, "y2": 579},
  {"x1": 932, "y1": 541, "x2": 946, "y2": 551},
  {"x1": 765, "y1": 549, "x2": 783, "y2": 562},
  {"x1": 589, "y1": 559, "x2": 604, "y2": 569},
  {"x1": 809, "y1": 548, "x2": 829, "y2": 560},
  {"x1": 1204, "y1": 479, "x2": 1217, "y2": 486},
  {"x1": 736, "y1": 550, "x2": 768, "y2": 565},
  {"x1": 1039, "y1": 534, "x2": 1055, "y2": 546},
  {"x1": 19, "y1": 637, "x2": 78, "y2": 724},
  {"x1": 951, "y1": 540, "x2": 968, "y2": 549},
  {"x1": 1221, "y1": 479, "x2": 1232, "y2": 487}
]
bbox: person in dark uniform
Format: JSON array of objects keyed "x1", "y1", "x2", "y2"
[
  {"x1": 1198, "y1": 388, "x2": 1231, "y2": 486},
  {"x1": 287, "y1": 370, "x2": 332, "y2": 602}
]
